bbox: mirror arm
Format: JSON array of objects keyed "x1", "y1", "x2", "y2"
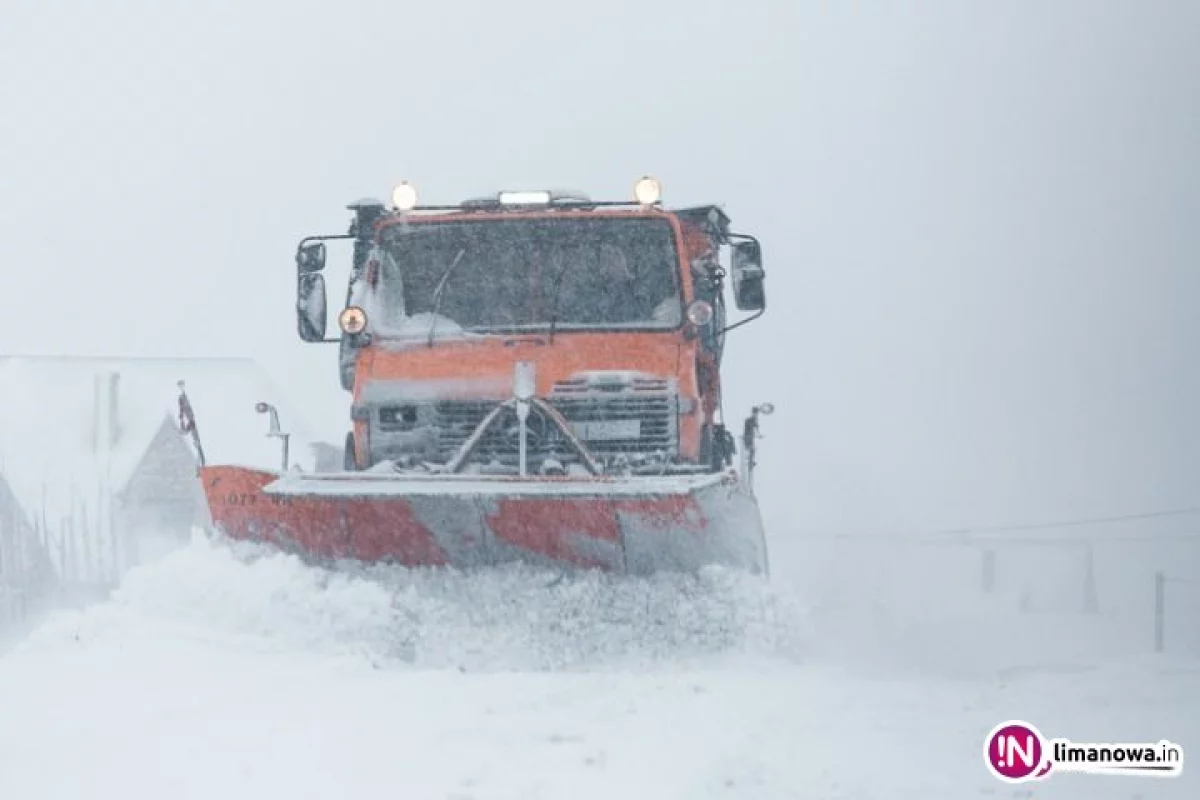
[
  {"x1": 720, "y1": 230, "x2": 766, "y2": 332},
  {"x1": 716, "y1": 307, "x2": 764, "y2": 337},
  {"x1": 295, "y1": 232, "x2": 359, "y2": 342},
  {"x1": 727, "y1": 231, "x2": 759, "y2": 247},
  {"x1": 296, "y1": 232, "x2": 358, "y2": 272},
  {"x1": 298, "y1": 233, "x2": 357, "y2": 249}
]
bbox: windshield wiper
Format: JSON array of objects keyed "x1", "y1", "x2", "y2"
[
  {"x1": 545, "y1": 258, "x2": 573, "y2": 345},
  {"x1": 427, "y1": 248, "x2": 466, "y2": 348}
]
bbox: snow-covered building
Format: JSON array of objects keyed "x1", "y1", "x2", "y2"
[
  {"x1": 0, "y1": 470, "x2": 56, "y2": 632},
  {"x1": 0, "y1": 474, "x2": 33, "y2": 579},
  {"x1": 0, "y1": 356, "x2": 322, "y2": 588}
]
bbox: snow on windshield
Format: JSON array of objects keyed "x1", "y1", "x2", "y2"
[{"x1": 366, "y1": 216, "x2": 685, "y2": 336}]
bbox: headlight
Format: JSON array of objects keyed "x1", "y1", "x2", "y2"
[
  {"x1": 687, "y1": 300, "x2": 713, "y2": 326},
  {"x1": 339, "y1": 306, "x2": 368, "y2": 334},
  {"x1": 634, "y1": 176, "x2": 662, "y2": 205},
  {"x1": 391, "y1": 181, "x2": 418, "y2": 211}
]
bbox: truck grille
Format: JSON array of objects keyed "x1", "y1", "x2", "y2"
[{"x1": 375, "y1": 379, "x2": 678, "y2": 465}]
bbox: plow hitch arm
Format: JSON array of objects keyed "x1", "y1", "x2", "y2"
[
  {"x1": 443, "y1": 360, "x2": 603, "y2": 476},
  {"x1": 441, "y1": 397, "x2": 603, "y2": 476}
]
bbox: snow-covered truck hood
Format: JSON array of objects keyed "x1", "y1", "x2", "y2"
[{"x1": 358, "y1": 332, "x2": 686, "y2": 402}]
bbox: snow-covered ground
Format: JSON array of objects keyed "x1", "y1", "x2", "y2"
[{"x1": 1, "y1": 532, "x2": 1197, "y2": 799}]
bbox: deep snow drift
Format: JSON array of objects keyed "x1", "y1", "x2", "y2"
[
  {"x1": 1, "y1": 532, "x2": 1197, "y2": 799},
  {"x1": 14, "y1": 533, "x2": 808, "y2": 671}
]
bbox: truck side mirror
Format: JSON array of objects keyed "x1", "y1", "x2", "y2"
[
  {"x1": 731, "y1": 239, "x2": 766, "y2": 311},
  {"x1": 297, "y1": 242, "x2": 326, "y2": 273},
  {"x1": 297, "y1": 272, "x2": 328, "y2": 342}
]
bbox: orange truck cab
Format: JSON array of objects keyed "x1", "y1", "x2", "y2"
[{"x1": 293, "y1": 178, "x2": 767, "y2": 479}]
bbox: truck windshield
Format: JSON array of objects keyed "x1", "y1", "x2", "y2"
[{"x1": 370, "y1": 216, "x2": 683, "y2": 335}]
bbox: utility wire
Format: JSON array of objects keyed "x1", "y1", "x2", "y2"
[
  {"x1": 928, "y1": 505, "x2": 1200, "y2": 536},
  {"x1": 796, "y1": 505, "x2": 1200, "y2": 542}
]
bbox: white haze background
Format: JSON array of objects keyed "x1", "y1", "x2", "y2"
[
  {"x1": 1, "y1": 1, "x2": 1198, "y2": 798},
  {"x1": 2, "y1": 1, "x2": 1196, "y2": 536}
]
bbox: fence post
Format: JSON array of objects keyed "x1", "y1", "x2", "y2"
[
  {"x1": 1154, "y1": 571, "x2": 1165, "y2": 654},
  {"x1": 1082, "y1": 544, "x2": 1098, "y2": 614},
  {"x1": 981, "y1": 549, "x2": 996, "y2": 593}
]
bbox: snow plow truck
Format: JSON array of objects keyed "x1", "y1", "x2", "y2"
[{"x1": 193, "y1": 177, "x2": 773, "y2": 575}]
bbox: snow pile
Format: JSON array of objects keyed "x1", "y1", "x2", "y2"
[
  {"x1": 361, "y1": 558, "x2": 808, "y2": 670},
  {"x1": 4, "y1": 531, "x2": 1198, "y2": 799},
  {"x1": 372, "y1": 311, "x2": 473, "y2": 341},
  {"x1": 16, "y1": 532, "x2": 810, "y2": 671}
]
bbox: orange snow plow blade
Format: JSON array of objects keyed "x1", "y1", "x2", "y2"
[{"x1": 200, "y1": 465, "x2": 768, "y2": 575}]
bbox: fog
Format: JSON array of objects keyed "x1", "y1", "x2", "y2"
[
  {"x1": 3, "y1": 1, "x2": 1196, "y2": 539},
  {"x1": 1, "y1": 3, "x2": 1199, "y2": 795}
]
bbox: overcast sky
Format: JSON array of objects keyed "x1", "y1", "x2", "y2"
[{"x1": 0, "y1": 1, "x2": 1196, "y2": 537}]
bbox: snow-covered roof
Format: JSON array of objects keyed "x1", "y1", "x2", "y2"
[{"x1": 0, "y1": 356, "x2": 321, "y2": 523}]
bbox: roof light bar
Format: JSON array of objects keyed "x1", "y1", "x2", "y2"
[
  {"x1": 383, "y1": 177, "x2": 663, "y2": 212},
  {"x1": 498, "y1": 190, "x2": 552, "y2": 205}
]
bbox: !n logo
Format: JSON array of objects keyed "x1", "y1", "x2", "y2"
[{"x1": 985, "y1": 720, "x2": 1054, "y2": 782}]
